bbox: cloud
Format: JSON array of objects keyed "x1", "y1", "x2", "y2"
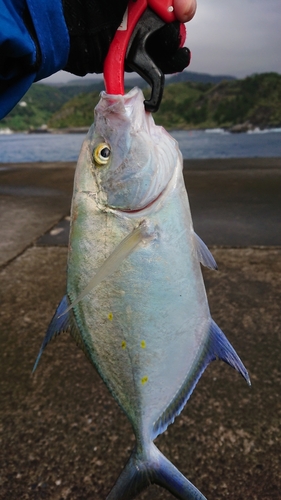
[{"x1": 186, "y1": 0, "x2": 281, "y2": 77}]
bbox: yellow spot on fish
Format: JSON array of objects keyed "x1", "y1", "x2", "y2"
[
  {"x1": 108, "y1": 312, "x2": 113, "y2": 321},
  {"x1": 141, "y1": 376, "x2": 148, "y2": 385},
  {"x1": 140, "y1": 340, "x2": 146, "y2": 349},
  {"x1": 121, "y1": 341, "x2": 126, "y2": 349}
]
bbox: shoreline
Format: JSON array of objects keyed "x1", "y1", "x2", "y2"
[
  {"x1": 1, "y1": 125, "x2": 281, "y2": 135},
  {"x1": 1, "y1": 157, "x2": 281, "y2": 171}
]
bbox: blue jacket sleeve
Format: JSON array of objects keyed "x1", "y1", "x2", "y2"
[{"x1": 0, "y1": 0, "x2": 70, "y2": 119}]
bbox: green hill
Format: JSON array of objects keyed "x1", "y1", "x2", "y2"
[
  {"x1": 1, "y1": 72, "x2": 281, "y2": 131},
  {"x1": 0, "y1": 84, "x2": 78, "y2": 131},
  {"x1": 154, "y1": 73, "x2": 281, "y2": 129},
  {"x1": 166, "y1": 70, "x2": 236, "y2": 85},
  {"x1": 193, "y1": 72, "x2": 281, "y2": 130},
  {"x1": 48, "y1": 91, "x2": 101, "y2": 128},
  {"x1": 0, "y1": 82, "x2": 103, "y2": 131},
  {"x1": 48, "y1": 73, "x2": 281, "y2": 131}
]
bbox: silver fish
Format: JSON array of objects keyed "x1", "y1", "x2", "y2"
[{"x1": 34, "y1": 87, "x2": 250, "y2": 500}]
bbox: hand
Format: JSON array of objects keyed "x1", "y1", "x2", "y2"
[
  {"x1": 62, "y1": 0, "x2": 196, "y2": 76},
  {"x1": 174, "y1": 0, "x2": 197, "y2": 22},
  {"x1": 145, "y1": 21, "x2": 191, "y2": 75},
  {"x1": 145, "y1": 0, "x2": 197, "y2": 75},
  {"x1": 62, "y1": 0, "x2": 129, "y2": 76}
]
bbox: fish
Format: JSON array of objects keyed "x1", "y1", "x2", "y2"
[{"x1": 34, "y1": 87, "x2": 250, "y2": 500}]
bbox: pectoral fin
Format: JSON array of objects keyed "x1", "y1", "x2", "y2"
[
  {"x1": 194, "y1": 232, "x2": 218, "y2": 270},
  {"x1": 60, "y1": 223, "x2": 149, "y2": 317}
]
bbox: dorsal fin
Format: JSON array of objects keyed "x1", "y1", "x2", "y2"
[
  {"x1": 32, "y1": 296, "x2": 70, "y2": 373},
  {"x1": 33, "y1": 295, "x2": 94, "y2": 373}
]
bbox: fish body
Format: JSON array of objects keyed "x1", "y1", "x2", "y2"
[{"x1": 35, "y1": 88, "x2": 250, "y2": 500}]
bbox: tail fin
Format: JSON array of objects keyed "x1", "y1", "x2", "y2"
[{"x1": 106, "y1": 443, "x2": 206, "y2": 500}]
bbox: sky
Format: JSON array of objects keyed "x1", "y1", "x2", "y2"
[{"x1": 42, "y1": 0, "x2": 281, "y2": 85}]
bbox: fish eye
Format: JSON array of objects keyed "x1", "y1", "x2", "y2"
[{"x1": 93, "y1": 143, "x2": 111, "y2": 166}]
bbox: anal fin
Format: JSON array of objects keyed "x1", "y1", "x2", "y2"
[
  {"x1": 153, "y1": 319, "x2": 250, "y2": 438},
  {"x1": 210, "y1": 319, "x2": 251, "y2": 385}
]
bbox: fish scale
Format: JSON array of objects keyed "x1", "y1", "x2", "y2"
[{"x1": 34, "y1": 87, "x2": 250, "y2": 500}]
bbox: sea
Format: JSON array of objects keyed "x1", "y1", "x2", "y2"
[{"x1": 0, "y1": 128, "x2": 280, "y2": 163}]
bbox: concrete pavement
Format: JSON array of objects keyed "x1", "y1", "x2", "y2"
[
  {"x1": 0, "y1": 158, "x2": 280, "y2": 500},
  {"x1": 0, "y1": 162, "x2": 75, "y2": 267},
  {"x1": 184, "y1": 157, "x2": 281, "y2": 246},
  {"x1": 1, "y1": 157, "x2": 281, "y2": 264}
]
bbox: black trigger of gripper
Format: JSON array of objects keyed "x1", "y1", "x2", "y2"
[{"x1": 126, "y1": 8, "x2": 166, "y2": 113}]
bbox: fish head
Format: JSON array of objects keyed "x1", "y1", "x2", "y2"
[{"x1": 78, "y1": 87, "x2": 181, "y2": 212}]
